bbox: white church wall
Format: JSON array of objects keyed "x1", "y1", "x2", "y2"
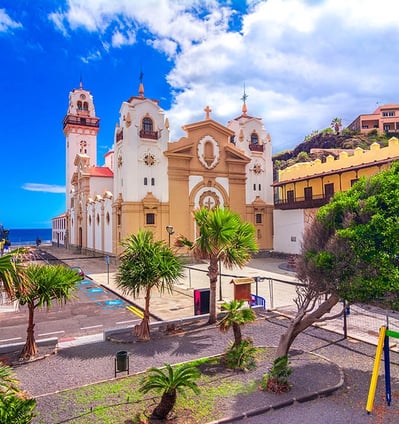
[
  {"x1": 93, "y1": 202, "x2": 103, "y2": 252},
  {"x1": 189, "y1": 176, "x2": 203, "y2": 192},
  {"x1": 115, "y1": 99, "x2": 169, "y2": 204},
  {"x1": 90, "y1": 177, "x2": 113, "y2": 199},
  {"x1": 273, "y1": 209, "x2": 304, "y2": 255},
  {"x1": 103, "y1": 198, "x2": 113, "y2": 254}
]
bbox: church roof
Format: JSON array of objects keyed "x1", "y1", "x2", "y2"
[
  {"x1": 88, "y1": 167, "x2": 113, "y2": 177},
  {"x1": 232, "y1": 113, "x2": 261, "y2": 121}
]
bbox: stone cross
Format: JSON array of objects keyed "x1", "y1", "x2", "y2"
[{"x1": 204, "y1": 105, "x2": 212, "y2": 120}]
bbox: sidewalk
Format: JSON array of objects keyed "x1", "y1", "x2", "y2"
[
  {"x1": 38, "y1": 245, "x2": 298, "y2": 322},
  {"x1": 36, "y1": 245, "x2": 397, "y2": 349}
]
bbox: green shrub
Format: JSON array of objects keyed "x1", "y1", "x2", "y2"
[
  {"x1": 260, "y1": 355, "x2": 292, "y2": 393},
  {"x1": 223, "y1": 339, "x2": 257, "y2": 371},
  {"x1": 0, "y1": 362, "x2": 36, "y2": 423}
]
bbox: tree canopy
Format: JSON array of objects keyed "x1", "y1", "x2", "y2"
[
  {"x1": 17, "y1": 264, "x2": 81, "y2": 359},
  {"x1": 298, "y1": 161, "x2": 399, "y2": 307},
  {"x1": 116, "y1": 229, "x2": 183, "y2": 340},
  {"x1": 177, "y1": 207, "x2": 257, "y2": 324},
  {"x1": 276, "y1": 161, "x2": 399, "y2": 358}
]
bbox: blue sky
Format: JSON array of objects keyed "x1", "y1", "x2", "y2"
[{"x1": 1, "y1": 0, "x2": 399, "y2": 229}]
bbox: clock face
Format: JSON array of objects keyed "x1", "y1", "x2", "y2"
[{"x1": 80, "y1": 94, "x2": 86, "y2": 99}]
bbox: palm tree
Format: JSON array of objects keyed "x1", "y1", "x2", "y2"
[
  {"x1": 139, "y1": 363, "x2": 200, "y2": 420},
  {"x1": 218, "y1": 299, "x2": 256, "y2": 346},
  {"x1": 0, "y1": 250, "x2": 29, "y2": 300},
  {"x1": 16, "y1": 264, "x2": 81, "y2": 359},
  {"x1": 177, "y1": 207, "x2": 258, "y2": 324},
  {"x1": 115, "y1": 230, "x2": 183, "y2": 341},
  {"x1": 331, "y1": 117, "x2": 343, "y2": 134},
  {"x1": 0, "y1": 362, "x2": 36, "y2": 424}
]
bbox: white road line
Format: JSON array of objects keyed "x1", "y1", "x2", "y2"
[
  {"x1": 80, "y1": 325, "x2": 103, "y2": 330},
  {"x1": 38, "y1": 331, "x2": 65, "y2": 337},
  {"x1": 115, "y1": 320, "x2": 137, "y2": 324},
  {"x1": 0, "y1": 337, "x2": 22, "y2": 343}
]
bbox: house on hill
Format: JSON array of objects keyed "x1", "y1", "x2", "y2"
[{"x1": 348, "y1": 104, "x2": 399, "y2": 135}]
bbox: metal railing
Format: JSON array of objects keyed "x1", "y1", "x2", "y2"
[{"x1": 274, "y1": 195, "x2": 331, "y2": 210}]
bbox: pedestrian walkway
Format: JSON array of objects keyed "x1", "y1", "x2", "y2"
[{"x1": 35, "y1": 245, "x2": 399, "y2": 350}]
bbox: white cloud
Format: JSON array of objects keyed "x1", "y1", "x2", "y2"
[
  {"x1": 80, "y1": 50, "x2": 102, "y2": 63},
  {"x1": 48, "y1": 0, "x2": 399, "y2": 151},
  {"x1": 166, "y1": 0, "x2": 399, "y2": 150},
  {"x1": 22, "y1": 183, "x2": 66, "y2": 194},
  {"x1": 111, "y1": 29, "x2": 136, "y2": 47},
  {"x1": 0, "y1": 8, "x2": 22, "y2": 32}
]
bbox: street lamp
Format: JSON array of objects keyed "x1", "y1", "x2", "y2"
[{"x1": 165, "y1": 225, "x2": 174, "y2": 247}]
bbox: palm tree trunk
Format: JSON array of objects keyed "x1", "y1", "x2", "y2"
[
  {"x1": 208, "y1": 257, "x2": 219, "y2": 324},
  {"x1": 135, "y1": 287, "x2": 151, "y2": 341},
  {"x1": 152, "y1": 390, "x2": 176, "y2": 419},
  {"x1": 232, "y1": 322, "x2": 242, "y2": 346},
  {"x1": 20, "y1": 302, "x2": 37, "y2": 360}
]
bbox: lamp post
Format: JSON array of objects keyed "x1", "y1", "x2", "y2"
[{"x1": 165, "y1": 225, "x2": 174, "y2": 247}]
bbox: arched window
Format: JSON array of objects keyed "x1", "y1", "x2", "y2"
[
  {"x1": 151, "y1": 178, "x2": 155, "y2": 186},
  {"x1": 83, "y1": 101, "x2": 88, "y2": 111},
  {"x1": 106, "y1": 212, "x2": 110, "y2": 224},
  {"x1": 143, "y1": 117, "x2": 153, "y2": 132},
  {"x1": 140, "y1": 116, "x2": 158, "y2": 139},
  {"x1": 144, "y1": 177, "x2": 148, "y2": 186},
  {"x1": 77, "y1": 101, "x2": 83, "y2": 110},
  {"x1": 251, "y1": 132, "x2": 259, "y2": 145}
]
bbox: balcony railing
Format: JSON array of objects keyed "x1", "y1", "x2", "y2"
[
  {"x1": 63, "y1": 116, "x2": 99, "y2": 129},
  {"x1": 139, "y1": 129, "x2": 160, "y2": 140},
  {"x1": 274, "y1": 194, "x2": 332, "y2": 210},
  {"x1": 249, "y1": 143, "x2": 264, "y2": 152}
]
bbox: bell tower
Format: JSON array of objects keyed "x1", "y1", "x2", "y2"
[{"x1": 63, "y1": 81, "x2": 100, "y2": 210}]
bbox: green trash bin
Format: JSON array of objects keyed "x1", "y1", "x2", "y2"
[{"x1": 115, "y1": 351, "x2": 129, "y2": 376}]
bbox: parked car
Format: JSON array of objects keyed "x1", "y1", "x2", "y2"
[{"x1": 71, "y1": 266, "x2": 85, "y2": 279}]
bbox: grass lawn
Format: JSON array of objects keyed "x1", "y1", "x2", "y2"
[{"x1": 34, "y1": 348, "x2": 275, "y2": 424}]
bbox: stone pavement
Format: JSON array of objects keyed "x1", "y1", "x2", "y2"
[
  {"x1": 18, "y1": 245, "x2": 388, "y2": 349},
  {"x1": 37, "y1": 245, "x2": 299, "y2": 322},
  {"x1": 37, "y1": 245, "x2": 399, "y2": 351}
]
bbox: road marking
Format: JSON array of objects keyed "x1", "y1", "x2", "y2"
[
  {"x1": 38, "y1": 331, "x2": 65, "y2": 337},
  {"x1": 115, "y1": 320, "x2": 137, "y2": 324},
  {"x1": 0, "y1": 337, "x2": 22, "y2": 343},
  {"x1": 80, "y1": 325, "x2": 103, "y2": 330}
]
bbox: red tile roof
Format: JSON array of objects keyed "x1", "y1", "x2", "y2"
[{"x1": 88, "y1": 167, "x2": 113, "y2": 177}]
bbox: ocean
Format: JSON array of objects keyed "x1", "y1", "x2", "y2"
[{"x1": 7, "y1": 228, "x2": 52, "y2": 247}]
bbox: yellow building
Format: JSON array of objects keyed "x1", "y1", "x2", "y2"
[{"x1": 273, "y1": 138, "x2": 399, "y2": 254}]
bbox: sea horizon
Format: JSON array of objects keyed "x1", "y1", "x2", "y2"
[{"x1": 7, "y1": 228, "x2": 52, "y2": 247}]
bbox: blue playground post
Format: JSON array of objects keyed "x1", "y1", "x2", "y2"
[
  {"x1": 384, "y1": 334, "x2": 392, "y2": 406},
  {"x1": 367, "y1": 327, "x2": 399, "y2": 414}
]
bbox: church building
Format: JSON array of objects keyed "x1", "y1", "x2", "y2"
[{"x1": 54, "y1": 79, "x2": 275, "y2": 256}]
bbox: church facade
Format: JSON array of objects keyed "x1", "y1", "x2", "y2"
[{"x1": 54, "y1": 80, "x2": 274, "y2": 256}]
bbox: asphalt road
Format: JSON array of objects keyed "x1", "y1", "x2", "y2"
[{"x1": 0, "y1": 250, "x2": 143, "y2": 347}]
